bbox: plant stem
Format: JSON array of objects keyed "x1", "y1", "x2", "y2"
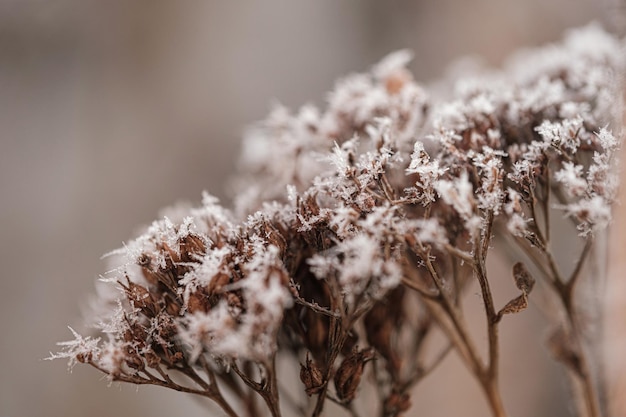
[
  {"x1": 481, "y1": 378, "x2": 507, "y2": 417},
  {"x1": 474, "y1": 213, "x2": 507, "y2": 417}
]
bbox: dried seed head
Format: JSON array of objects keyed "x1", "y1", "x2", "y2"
[
  {"x1": 299, "y1": 353, "x2": 324, "y2": 396},
  {"x1": 334, "y1": 347, "x2": 376, "y2": 402}
]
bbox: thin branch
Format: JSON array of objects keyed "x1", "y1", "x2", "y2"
[
  {"x1": 444, "y1": 243, "x2": 474, "y2": 264},
  {"x1": 293, "y1": 295, "x2": 341, "y2": 318},
  {"x1": 88, "y1": 362, "x2": 239, "y2": 417},
  {"x1": 232, "y1": 362, "x2": 262, "y2": 391},
  {"x1": 566, "y1": 237, "x2": 593, "y2": 294},
  {"x1": 401, "y1": 277, "x2": 439, "y2": 299},
  {"x1": 407, "y1": 241, "x2": 484, "y2": 377},
  {"x1": 528, "y1": 186, "x2": 547, "y2": 248},
  {"x1": 543, "y1": 166, "x2": 551, "y2": 245}
]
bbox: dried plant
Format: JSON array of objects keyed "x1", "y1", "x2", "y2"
[{"x1": 50, "y1": 24, "x2": 625, "y2": 417}]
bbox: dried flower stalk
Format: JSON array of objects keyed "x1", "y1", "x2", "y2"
[{"x1": 50, "y1": 24, "x2": 624, "y2": 417}]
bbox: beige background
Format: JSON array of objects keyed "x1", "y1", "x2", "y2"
[{"x1": 1, "y1": 1, "x2": 623, "y2": 416}]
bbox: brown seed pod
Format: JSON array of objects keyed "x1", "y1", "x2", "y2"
[
  {"x1": 299, "y1": 353, "x2": 324, "y2": 396},
  {"x1": 334, "y1": 347, "x2": 376, "y2": 402},
  {"x1": 120, "y1": 279, "x2": 160, "y2": 318}
]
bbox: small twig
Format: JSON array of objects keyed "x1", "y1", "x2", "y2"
[
  {"x1": 543, "y1": 166, "x2": 551, "y2": 245},
  {"x1": 232, "y1": 362, "x2": 262, "y2": 391},
  {"x1": 444, "y1": 243, "x2": 474, "y2": 264},
  {"x1": 293, "y1": 296, "x2": 341, "y2": 318},
  {"x1": 401, "y1": 277, "x2": 439, "y2": 299},
  {"x1": 473, "y1": 211, "x2": 508, "y2": 417},
  {"x1": 566, "y1": 237, "x2": 593, "y2": 294},
  {"x1": 408, "y1": 241, "x2": 484, "y2": 377},
  {"x1": 528, "y1": 186, "x2": 547, "y2": 247},
  {"x1": 88, "y1": 362, "x2": 239, "y2": 417}
]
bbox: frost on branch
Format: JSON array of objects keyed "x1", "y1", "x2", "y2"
[{"x1": 53, "y1": 24, "x2": 624, "y2": 417}]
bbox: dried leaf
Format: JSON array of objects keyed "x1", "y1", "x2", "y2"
[{"x1": 498, "y1": 293, "x2": 528, "y2": 317}]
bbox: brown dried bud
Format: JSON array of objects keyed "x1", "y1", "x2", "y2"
[
  {"x1": 299, "y1": 353, "x2": 324, "y2": 396},
  {"x1": 187, "y1": 291, "x2": 210, "y2": 314},
  {"x1": 171, "y1": 351, "x2": 184, "y2": 363},
  {"x1": 125, "y1": 353, "x2": 144, "y2": 370},
  {"x1": 227, "y1": 292, "x2": 242, "y2": 311},
  {"x1": 547, "y1": 327, "x2": 582, "y2": 376},
  {"x1": 144, "y1": 349, "x2": 161, "y2": 368},
  {"x1": 512, "y1": 262, "x2": 535, "y2": 294},
  {"x1": 164, "y1": 293, "x2": 182, "y2": 316},
  {"x1": 75, "y1": 351, "x2": 92, "y2": 364},
  {"x1": 122, "y1": 280, "x2": 159, "y2": 318},
  {"x1": 137, "y1": 253, "x2": 152, "y2": 268},
  {"x1": 334, "y1": 347, "x2": 376, "y2": 402},
  {"x1": 160, "y1": 242, "x2": 181, "y2": 264},
  {"x1": 384, "y1": 390, "x2": 412, "y2": 416},
  {"x1": 384, "y1": 68, "x2": 412, "y2": 95},
  {"x1": 207, "y1": 272, "x2": 231, "y2": 295}
]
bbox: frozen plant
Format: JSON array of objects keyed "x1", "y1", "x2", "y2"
[{"x1": 51, "y1": 24, "x2": 624, "y2": 417}]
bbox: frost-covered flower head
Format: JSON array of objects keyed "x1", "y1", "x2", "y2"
[{"x1": 51, "y1": 23, "x2": 623, "y2": 417}]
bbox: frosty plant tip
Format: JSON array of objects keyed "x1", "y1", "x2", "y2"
[{"x1": 50, "y1": 24, "x2": 625, "y2": 417}]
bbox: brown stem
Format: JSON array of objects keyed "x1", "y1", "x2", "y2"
[
  {"x1": 89, "y1": 362, "x2": 240, "y2": 417},
  {"x1": 566, "y1": 238, "x2": 593, "y2": 295},
  {"x1": 412, "y1": 243, "x2": 483, "y2": 376},
  {"x1": 473, "y1": 241, "x2": 499, "y2": 376},
  {"x1": 543, "y1": 166, "x2": 551, "y2": 245},
  {"x1": 481, "y1": 378, "x2": 507, "y2": 417},
  {"x1": 401, "y1": 276, "x2": 439, "y2": 299},
  {"x1": 311, "y1": 280, "x2": 344, "y2": 417},
  {"x1": 475, "y1": 213, "x2": 507, "y2": 417},
  {"x1": 264, "y1": 357, "x2": 283, "y2": 417}
]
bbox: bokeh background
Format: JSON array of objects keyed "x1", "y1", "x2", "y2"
[{"x1": 1, "y1": 1, "x2": 624, "y2": 416}]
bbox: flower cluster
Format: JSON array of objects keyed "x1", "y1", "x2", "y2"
[{"x1": 52, "y1": 24, "x2": 623, "y2": 417}]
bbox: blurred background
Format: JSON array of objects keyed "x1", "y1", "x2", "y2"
[{"x1": 1, "y1": 1, "x2": 624, "y2": 416}]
